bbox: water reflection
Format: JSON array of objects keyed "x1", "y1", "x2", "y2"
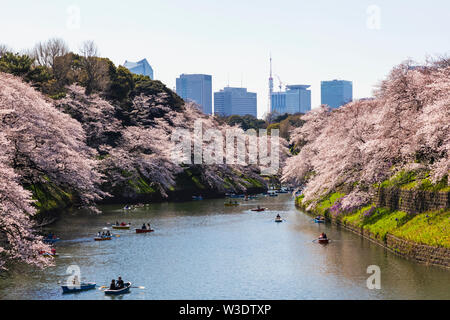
[{"x1": 0, "y1": 194, "x2": 448, "y2": 300}]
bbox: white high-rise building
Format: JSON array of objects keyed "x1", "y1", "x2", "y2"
[
  {"x1": 214, "y1": 87, "x2": 257, "y2": 118},
  {"x1": 271, "y1": 85, "x2": 311, "y2": 114}
]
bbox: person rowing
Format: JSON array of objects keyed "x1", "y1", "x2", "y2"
[
  {"x1": 147, "y1": 223, "x2": 151, "y2": 230},
  {"x1": 319, "y1": 232, "x2": 327, "y2": 239},
  {"x1": 116, "y1": 276, "x2": 125, "y2": 289},
  {"x1": 141, "y1": 223, "x2": 147, "y2": 230}
]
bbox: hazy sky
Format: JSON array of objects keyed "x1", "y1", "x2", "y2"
[{"x1": 1, "y1": 0, "x2": 449, "y2": 117}]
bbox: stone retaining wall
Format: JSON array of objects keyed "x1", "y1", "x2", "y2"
[
  {"x1": 337, "y1": 217, "x2": 450, "y2": 268},
  {"x1": 297, "y1": 197, "x2": 450, "y2": 269},
  {"x1": 375, "y1": 187, "x2": 450, "y2": 214},
  {"x1": 386, "y1": 234, "x2": 450, "y2": 267}
]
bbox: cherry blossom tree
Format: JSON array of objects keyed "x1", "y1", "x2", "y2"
[
  {"x1": 0, "y1": 73, "x2": 106, "y2": 208},
  {"x1": 0, "y1": 131, "x2": 52, "y2": 269},
  {"x1": 283, "y1": 60, "x2": 450, "y2": 211}
]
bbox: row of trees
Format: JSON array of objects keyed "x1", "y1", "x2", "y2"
[
  {"x1": 282, "y1": 58, "x2": 450, "y2": 212},
  {"x1": 216, "y1": 112, "x2": 305, "y2": 140},
  {"x1": 0, "y1": 38, "x2": 183, "y2": 107},
  {"x1": 0, "y1": 39, "x2": 285, "y2": 269}
]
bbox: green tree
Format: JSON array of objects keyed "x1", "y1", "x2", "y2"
[
  {"x1": 132, "y1": 74, "x2": 184, "y2": 109},
  {"x1": 0, "y1": 52, "x2": 33, "y2": 76},
  {"x1": 108, "y1": 65, "x2": 135, "y2": 101}
]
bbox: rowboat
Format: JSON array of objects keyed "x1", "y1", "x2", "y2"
[
  {"x1": 318, "y1": 238, "x2": 329, "y2": 244},
  {"x1": 136, "y1": 229, "x2": 154, "y2": 234},
  {"x1": 40, "y1": 252, "x2": 59, "y2": 258},
  {"x1": 251, "y1": 207, "x2": 266, "y2": 212},
  {"x1": 104, "y1": 282, "x2": 131, "y2": 295},
  {"x1": 94, "y1": 236, "x2": 112, "y2": 241},
  {"x1": 314, "y1": 218, "x2": 325, "y2": 223},
  {"x1": 43, "y1": 237, "x2": 60, "y2": 244},
  {"x1": 275, "y1": 218, "x2": 283, "y2": 223},
  {"x1": 112, "y1": 224, "x2": 131, "y2": 230},
  {"x1": 62, "y1": 282, "x2": 96, "y2": 294},
  {"x1": 192, "y1": 196, "x2": 203, "y2": 200}
]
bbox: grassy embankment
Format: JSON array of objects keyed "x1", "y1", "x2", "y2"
[{"x1": 295, "y1": 171, "x2": 450, "y2": 248}]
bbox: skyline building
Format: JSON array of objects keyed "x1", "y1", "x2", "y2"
[
  {"x1": 271, "y1": 85, "x2": 311, "y2": 115},
  {"x1": 321, "y1": 80, "x2": 353, "y2": 109},
  {"x1": 123, "y1": 58, "x2": 154, "y2": 80},
  {"x1": 214, "y1": 87, "x2": 257, "y2": 118},
  {"x1": 268, "y1": 55, "x2": 274, "y2": 115},
  {"x1": 176, "y1": 74, "x2": 213, "y2": 114}
]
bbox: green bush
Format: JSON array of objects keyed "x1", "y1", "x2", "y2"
[{"x1": 0, "y1": 52, "x2": 33, "y2": 76}]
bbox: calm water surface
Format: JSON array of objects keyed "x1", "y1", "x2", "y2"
[{"x1": 0, "y1": 194, "x2": 449, "y2": 300}]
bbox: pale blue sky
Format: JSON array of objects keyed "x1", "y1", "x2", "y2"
[{"x1": 1, "y1": 0, "x2": 449, "y2": 117}]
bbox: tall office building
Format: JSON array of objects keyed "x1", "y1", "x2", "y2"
[
  {"x1": 176, "y1": 74, "x2": 212, "y2": 114},
  {"x1": 271, "y1": 85, "x2": 311, "y2": 115},
  {"x1": 214, "y1": 87, "x2": 257, "y2": 118},
  {"x1": 123, "y1": 59, "x2": 154, "y2": 80},
  {"x1": 321, "y1": 80, "x2": 353, "y2": 109}
]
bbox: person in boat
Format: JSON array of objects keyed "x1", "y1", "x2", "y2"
[
  {"x1": 120, "y1": 222, "x2": 126, "y2": 226},
  {"x1": 276, "y1": 214, "x2": 281, "y2": 219},
  {"x1": 141, "y1": 223, "x2": 147, "y2": 230},
  {"x1": 106, "y1": 230, "x2": 111, "y2": 237},
  {"x1": 115, "y1": 221, "x2": 119, "y2": 226},
  {"x1": 97, "y1": 231, "x2": 101, "y2": 237},
  {"x1": 147, "y1": 223, "x2": 151, "y2": 230},
  {"x1": 73, "y1": 275, "x2": 80, "y2": 285},
  {"x1": 109, "y1": 279, "x2": 116, "y2": 290},
  {"x1": 319, "y1": 232, "x2": 327, "y2": 239},
  {"x1": 116, "y1": 277, "x2": 124, "y2": 289}
]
